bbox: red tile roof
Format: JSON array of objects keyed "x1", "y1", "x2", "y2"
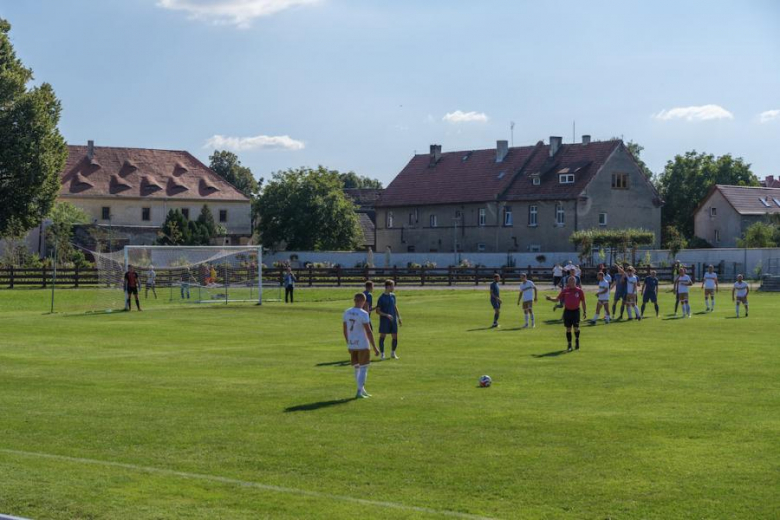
[
  {"x1": 59, "y1": 145, "x2": 250, "y2": 202},
  {"x1": 709, "y1": 185, "x2": 780, "y2": 215},
  {"x1": 377, "y1": 140, "x2": 622, "y2": 207}
]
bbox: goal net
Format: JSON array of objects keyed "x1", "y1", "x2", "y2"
[{"x1": 68, "y1": 245, "x2": 270, "y2": 313}]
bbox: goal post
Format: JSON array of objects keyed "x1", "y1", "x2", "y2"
[{"x1": 123, "y1": 245, "x2": 265, "y2": 305}]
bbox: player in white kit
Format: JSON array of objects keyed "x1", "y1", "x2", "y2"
[
  {"x1": 589, "y1": 271, "x2": 612, "y2": 324},
  {"x1": 623, "y1": 266, "x2": 642, "y2": 321},
  {"x1": 516, "y1": 273, "x2": 538, "y2": 328},
  {"x1": 676, "y1": 267, "x2": 693, "y2": 318},
  {"x1": 342, "y1": 293, "x2": 379, "y2": 398},
  {"x1": 732, "y1": 274, "x2": 750, "y2": 318},
  {"x1": 701, "y1": 265, "x2": 719, "y2": 312}
]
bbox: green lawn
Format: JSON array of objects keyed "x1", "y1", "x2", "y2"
[{"x1": 1, "y1": 287, "x2": 778, "y2": 519}]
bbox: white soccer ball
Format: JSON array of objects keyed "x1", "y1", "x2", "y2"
[{"x1": 479, "y1": 375, "x2": 492, "y2": 387}]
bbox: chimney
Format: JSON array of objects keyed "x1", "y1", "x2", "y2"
[
  {"x1": 766, "y1": 175, "x2": 775, "y2": 185},
  {"x1": 496, "y1": 140, "x2": 509, "y2": 163},
  {"x1": 429, "y1": 144, "x2": 442, "y2": 166},
  {"x1": 582, "y1": 135, "x2": 591, "y2": 145},
  {"x1": 549, "y1": 136, "x2": 562, "y2": 157},
  {"x1": 87, "y1": 140, "x2": 94, "y2": 160}
]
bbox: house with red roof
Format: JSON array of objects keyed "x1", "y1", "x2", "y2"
[
  {"x1": 60, "y1": 141, "x2": 253, "y2": 249},
  {"x1": 375, "y1": 136, "x2": 662, "y2": 253},
  {"x1": 694, "y1": 184, "x2": 780, "y2": 247}
]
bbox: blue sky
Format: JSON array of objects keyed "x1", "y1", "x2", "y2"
[{"x1": 2, "y1": 0, "x2": 779, "y2": 185}]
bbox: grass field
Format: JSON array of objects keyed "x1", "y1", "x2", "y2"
[{"x1": 1, "y1": 286, "x2": 779, "y2": 519}]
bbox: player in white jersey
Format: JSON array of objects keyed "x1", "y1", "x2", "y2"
[
  {"x1": 622, "y1": 265, "x2": 642, "y2": 321},
  {"x1": 732, "y1": 274, "x2": 750, "y2": 317},
  {"x1": 145, "y1": 266, "x2": 157, "y2": 299},
  {"x1": 516, "y1": 273, "x2": 538, "y2": 328},
  {"x1": 343, "y1": 293, "x2": 379, "y2": 398},
  {"x1": 676, "y1": 267, "x2": 693, "y2": 317},
  {"x1": 590, "y1": 271, "x2": 612, "y2": 324},
  {"x1": 701, "y1": 265, "x2": 719, "y2": 312}
]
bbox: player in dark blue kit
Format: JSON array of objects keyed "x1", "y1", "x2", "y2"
[
  {"x1": 640, "y1": 270, "x2": 660, "y2": 317},
  {"x1": 375, "y1": 279, "x2": 402, "y2": 360},
  {"x1": 489, "y1": 273, "x2": 502, "y2": 328},
  {"x1": 362, "y1": 281, "x2": 374, "y2": 328}
]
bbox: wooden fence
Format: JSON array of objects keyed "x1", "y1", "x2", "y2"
[{"x1": 0, "y1": 264, "x2": 696, "y2": 289}]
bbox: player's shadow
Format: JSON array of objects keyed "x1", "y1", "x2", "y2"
[
  {"x1": 315, "y1": 360, "x2": 351, "y2": 367},
  {"x1": 284, "y1": 398, "x2": 353, "y2": 412},
  {"x1": 542, "y1": 319, "x2": 562, "y2": 325},
  {"x1": 532, "y1": 350, "x2": 567, "y2": 358},
  {"x1": 499, "y1": 326, "x2": 529, "y2": 331},
  {"x1": 466, "y1": 326, "x2": 496, "y2": 331}
]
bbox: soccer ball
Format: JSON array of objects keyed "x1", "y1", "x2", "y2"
[{"x1": 479, "y1": 375, "x2": 492, "y2": 387}]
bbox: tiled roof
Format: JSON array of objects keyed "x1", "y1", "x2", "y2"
[
  {"x1": 344, "y1": 188, "x2": 382, "y2": 208},
  {"x1": 377, "y1": 140, "x2": 622, "y2": 207},
  {"x1": 760, "y1": 176, "x2": 780, "y2": 188},
  {"x1": 712, "y1": 185, "x2": 780, "y2": 215},
  {"x1": 357, "y1": 212, "x2": 376, "y2": 248},
  {"x1": 59, "y1": 145, "x2": 250, "y2": 202}
]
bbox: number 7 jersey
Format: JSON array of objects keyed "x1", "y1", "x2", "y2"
[{"x1": 343, "y1": 307, "x2": 371, "y2": 350}]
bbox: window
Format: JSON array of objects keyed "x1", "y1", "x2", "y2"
[
  {"x1": 710, "y1": 207, "x2": 717, "y2": 217},
  {"x1": 141, "y1": 208, "x2": 151, "y2": 221},
  {"x1": 555, "y1": 203, "x2": 565, "y2": 226},
  {"x1": 559, "y1": 174, "x2": 575, "y2": 184},
  {"x1": 528, "y1": 205, "x2": 538, "y2": 226},
  {"x1": 387, "y1": 211, "x2": 394, "y2": 228},
  {"x1": 219, "y1": 209, "x2": 228, "y2": 223},
  {"x1": 430, "y1": 214, "x2": 438, "y2": 227},
  {"x1": 181, "y1": 208, "x2": 190, "y2": 220},
  {"x1": 611, "y1": 173, "x2": 629, "y2": 189},
  {"x1": 503, "y1": 207, "x2": 513, "y2": 226},
  {"x1": 477, "y1": 243, "x2": 486, "y2": 252},
  {"x1": 101, "y1": 207, "x2": 110, "y2": 220},
  {"x1": 759, "y1": 197, "x2": 771, "y2": 208},
  {"x1": 599, "y1": 212, "x2": 607, "y2": 226},
  {"x1": 532, "y1": 177, "x2": 540, "y2": 186},
  {"x1": 774, "y1": 197, "x2": 780, "y2": 208},
  {"x1": 478, "y1": 208, "x2": 486, "y2": 227},
  {"x1": 529, "y1": 244, "x2": 541, "y2": 252},
  {"x1": 714, "y1": 230, "x2": 720, "y2": 243},
  {"x1": 407, "y1": 245, "x2": 416, "y2": 252}
]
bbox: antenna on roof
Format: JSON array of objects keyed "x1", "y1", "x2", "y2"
[
  {"x1": 510, "y1": 121, "x2": 515, "y2": 147},
  {"x1": 572, "y1": 121, "x2": 575, "y2": 144}
]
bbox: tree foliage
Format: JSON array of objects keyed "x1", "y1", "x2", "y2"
[
  {"x1": 737, "y1": 221, "x2": 777, "y2": 248},
  {"x1": 257, "y1": 166, "x2": 361, "y2": 250},
  {"x1": 0, "y1": 18, "x2": 68, "y2": 237},
  {"x1": 46, "y1": 201, "x2": 89, "y2": 264},
  {"x1": 339, "y1": 171, "x2": 383, "y2": 189},
  {"x1": 622, "y1": 140, "x2": 655, "y2": 183},
  {"x1": 658, "y1": 151, "x2": 758, "y2": 239},
  {"x1": 157, "y1": 206, "x2": 223, "y2": 246},
  {"x1": 208, "y1": 150, "x2": 261, "y2": 197},
  {"x1": 570, "y1": 228, "x2": 656, "y2": 258},
  {"x1": 663, "y1": 226, "x2": 688, "y2": 259}
]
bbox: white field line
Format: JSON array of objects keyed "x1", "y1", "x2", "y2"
[{"x1": 0, "y1": 448, "x2": 497, "y2": 520}]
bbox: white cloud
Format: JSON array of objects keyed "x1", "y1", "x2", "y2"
[
  {"x1": 442, "y1": 110, "x2": 489, "y2": 124},
  {"x1": 653, "y1": 104, "x2": 734, "y2": 121},
  {"x1": 759, "y1": 109, "x2": 780, "y2": 123},
  {"x1": 157, "y1": 0, "x2": 319, "y2": 28},
  {"x1": 204, "y1": 134, "x2": 305, "y2": 151}
]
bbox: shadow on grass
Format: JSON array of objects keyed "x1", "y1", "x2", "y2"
[
  {"x1": 285, "y1": 398, "x2": 353, "y2": 412},
  {"x1": 466, "y1": 326, "x2": 496, "y2": 331},
  {"x1": 542, "y1": 319, "x2": 562, "y2": 325},
  {"x1": 532, "y1": 349, "x2": 568, "y2": 358},
  {"x1": 315, "y1": 360, "x2": 351, "y2": 367},
  {"x1": 499, "y1": 326, "x2": 530, "y2": 331}
]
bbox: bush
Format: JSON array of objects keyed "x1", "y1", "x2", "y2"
[
  {"x1": 688, "y1": 236, "x2": 713, "y2": 249},
  {"x1": 423, "y1": 261, "x2": 437, "y2": 268}
]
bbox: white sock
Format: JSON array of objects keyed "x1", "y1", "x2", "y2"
[
  {"x1": 354, "y1": 367, "x2": 361, "y2": 391},
  {"x1": 605, "y1": 314, "x2": 610, "y2": 322},
  {"x1": 358, "y1": 365, "x2": 368, "y2": 392},
  {"x1": 524, "y1": 313, "x2": 529, "y2": 326},
  {"x1": 627, "y1": 306, "x2": 634, "y2": 319},
  {"x1": 593, "y1": 312, "x2": 600, "y2": 321},
  {"x1": 530, "y1": 312, "x2": 535, "y2": 325},
  {"x1": 735, "y1": 303, "x2": 740, "y2": 316},
  {"x1": 711, "y1": 298, "x2": 715, "y2": 310}
]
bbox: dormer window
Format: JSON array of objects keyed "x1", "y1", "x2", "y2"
[
  {"x1": 532, "y1": 177, "x2": 540, "y2": 186},
  {"x1": 759, "y1": 197, "x2": 771, "y2": 208},
  {"x1": 559, "y1": 174, "x2": 575, "y2": 184},
  {"x1": 774, "y1": 198, "x2": 780, "y2": 208}
]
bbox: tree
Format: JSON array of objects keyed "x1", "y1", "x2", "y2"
[
  {"x1": 737, "y1": 222, "x2": 777, "y2": 248},
  {"x1": 257, "y1": 166, "x2": 361, "y2": 250},
  {"x1": 0, "y1": 19, "x2": 68, "y2": 238},
  {"x1": 196, "y1": 204, "x2": 217, "y2": 237},
  {"x1": 663, "y1": 226, "x2": 688, "y2": 259},
  {"x1": 622, "y1": 140, "x2": 655, "y2": 184},
  {"x1": 208, "y1": 150, "x2": 261, "y2": 197},
  {"x1": 46, "y1": 201, "x2": 89, "y2": 265},
  {"x1": 339, "y1": 171, "x2": 383, "y2": 189},
  {"x1": 658, "y1": 151, "x2": 758, "y2": 240},
  {"x1": 158, "y1": 210, "x2": 189, "y2": 245},
  {"x1": 157, "y1": 207, "x2": 224, "y2": 246},
  {"x1": 569, "y1": 228, "x2": 655, "y2": 264}
]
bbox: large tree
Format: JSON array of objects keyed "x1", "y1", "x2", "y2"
[
  {"x1": 0, "y1": 18, "x2": 67, "y2": 237},
  {"x1": 339, "y1": 171, "x2": 383, "y2": 189},
  {"x1": 257, "y1": 166, "x2": 361, "y2": 250},
  {"x1": 658, "y1": 151, "x2": 758, "y2": 240},
  {"x1": 208, "y1": 150, "x2": 261, "y2": 197},
  {"x1": 47, "y1": 201, "x2": 89, "y2": 264}
]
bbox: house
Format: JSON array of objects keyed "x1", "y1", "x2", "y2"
[
  {"x1": 344, "y1": 188, "x2": 382, "y2": 251},
  {"x1": 59, "y1": 141, "x2": 253, "y2": 250},
  {"x1": 375, "y1": 136, "x2": 662, "y2": 253},
  {"x1": 694, "y1": 185, "x2": 780, "y2": 247},
  {"x1": 760, "y1": 175, "x2": 780, "y2": 188}
]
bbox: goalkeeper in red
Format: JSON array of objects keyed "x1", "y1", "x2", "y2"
[
  {"x1": 124, "y1": 265, "x2": 142, "y2": 312},
  {"x1": 546, "y1": 276, "x2": 586, "y2": 352}
]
